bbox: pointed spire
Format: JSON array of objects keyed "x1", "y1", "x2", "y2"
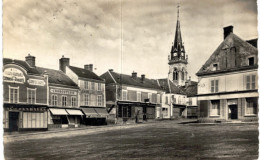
[{"x1": 171, "y1": 3, "x2": 185, "y2": 59}]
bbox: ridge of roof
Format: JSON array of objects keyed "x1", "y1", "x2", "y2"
[{"x1": 68, "y1": 65, "x2": 104, "y2": 81}]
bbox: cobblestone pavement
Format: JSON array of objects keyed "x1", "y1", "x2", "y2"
[{"x1": 4, "y1": 121, "x2": 258, "y2": 160}]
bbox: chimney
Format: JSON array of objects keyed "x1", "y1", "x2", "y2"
[
  {"x1": 109, "y1": 69, "x2": 113, "y2": 72},
  {"x1": 89, "y1": 64, "x2": 93, "y2": 72},
  {"x1": 223, "y1": 25, "x2": 233, "y2": 39},
  {"x1": 132, "y1": 72, "x2": 137, "y2": 79},
  {"x1": 25, "y1": 54, "x2": 36, "y2": 67},
  {"x1": 185, "y1": 81, "x2": 189, "y2": 88},
  {"x1": 84, "y1": 65, "x2": 89, "y2": 70},
  {"x1": 141, "y1": 74, "x2": 145, "y2": 81},
  {"x1": 59, "y1": 55, "x2": 70, "y2": 73},
  {"x1": 84, "y1": 64, "x2": 93, "y2": 72}
]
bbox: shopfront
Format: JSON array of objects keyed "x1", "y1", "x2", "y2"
[{"x1": 81, "y1": 107, "x2": 109, "y2": 125}]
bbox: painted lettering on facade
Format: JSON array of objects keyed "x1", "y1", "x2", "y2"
[
  {"x1": 28, "y1": 79, "x2": 46, "y2": 86},
  {"x1": 50, "y1": 88, "x2": 77, "y2": 95},
  {"x1": 3, "y1": 68, "x2": 25, "y2": 84}
]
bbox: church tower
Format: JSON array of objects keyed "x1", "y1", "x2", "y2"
[{"x1": 168, "y1": 4, "x2": 188, "y2": 86}]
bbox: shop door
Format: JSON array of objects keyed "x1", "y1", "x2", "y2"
[
  {"x1": 9, "y1": 112, "x2": 19, "y2": 131},
  {"x1": 228, "y1": 105, "x2": 238, "y2": 119},
  {"x1": 122, "y1": 106, "x2": 128, "y2": 118}
]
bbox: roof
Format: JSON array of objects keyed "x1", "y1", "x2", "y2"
[
  {"x1": 100, "y1": 71, "x2": 163, "y2": 91},
  {"x1": 37, "y1": 67, "x2": 79, "y2": 88},
  {"x1": 157, "y1": 78, "x2": 185, "y2": 94},
  {"x1": 197, "y1": 33, "x2": 258, "y2": 76},
  {"x1": 68, "y1": 66, "x2": 104, "y2": 81},
  {"x1": 3, "y1": 58, "x2": 40, "y2": 75},
  {"x1": 180, "y1": 81, "x2": 198, "y2": 97}
]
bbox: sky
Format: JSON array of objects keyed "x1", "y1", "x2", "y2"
[{"x1": 3, "y1": 0, "x2": 258, "y2": 81}]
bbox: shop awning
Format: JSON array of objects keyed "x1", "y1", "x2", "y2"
[
  {"x1": 81, "y1": 108, "x2": 100, "y2": 118},
  {"x1": 94, "y1": 108, "x2": 109, "y2": 117},
  {"x1": 66, "y1": 109, "x2": 84, "y2": 116},
  {"x1": 49, "y1": 108, "x2": 68, "y2": 115}
]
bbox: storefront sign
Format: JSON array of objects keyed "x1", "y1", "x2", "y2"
[
  {"x1": 3, "y1": 68, "x2": 25, "y2": 84},
  {"x1": 50, "y1": 88, "x2": 77, "y2": 95},
  {"x1": 28, "y1": 79, "x2": 46, "y2": 86}
]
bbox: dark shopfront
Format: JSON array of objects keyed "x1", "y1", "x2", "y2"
[
  {"x1": 117, "y1": 101, "x2": 156, "y2": 123},
  {"x1": 81, "y1": 107, "x2": 109, "y2": 126},
  {"x1": 3, "y1": 104, "x2": 48, "y2": 132}
]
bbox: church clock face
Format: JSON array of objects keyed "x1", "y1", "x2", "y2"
[
  {"x1": 181, "y1": 53, "x2": 184, "y2": 57},
  {"x1": 174, "y1": 53, "x2": 177, "y2": 57}
]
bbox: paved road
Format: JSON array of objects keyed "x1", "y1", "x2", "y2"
[{"x1": 4, "y1": 121, "x2": 258, "y2": 160}]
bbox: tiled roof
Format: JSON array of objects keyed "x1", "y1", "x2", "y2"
[
  {"x1": 100, "y1": 71, "x2": 163, "y2": 90},
  {"x1": 68, "y1": 66, "x2": 104, "y2": 81},
  {"x1": 181, "y1": 82, "x2": 198, "y2": 97},
  {"x1": 3, "y1": 58, "x2": 40, "y2": 75},
  {"x1": 157, "y1": 78, "x2": 185, "y2": 94},
  {"x1": 37, "y1": 67, "x2": 79, "y2": 88},
  {"x1": 197, "y1": 33, "x2": 258, "y2": 76}
]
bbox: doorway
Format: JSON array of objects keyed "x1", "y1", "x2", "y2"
[
  {"x1": 228, "y1": 105, "x2": 238, "y2": 119},
  {"x1": 9, "y1": 112, "x2": 19, "y2": 131}
]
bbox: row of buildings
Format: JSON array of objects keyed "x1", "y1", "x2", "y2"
[{"x1": 3, "y1": 7, "x2": 258, "y2": 132}]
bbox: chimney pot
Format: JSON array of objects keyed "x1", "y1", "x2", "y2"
[
  {"x1": 109, "y1": 69, "x2": 114, "y2": 72},
  {"x1": 89, "y1": 64, "x2": 93, "y2": 72},
  {"x1": 224, "y1": 25, "x2": 233, "y2": 39},
  {"x1": 132, "y1": 72, "x2": 137, "y2": 79},
  {"x1": 141, "y1": 74, "x2": 145, "y2": 81},
  {"x1": 25, "y1": 54, "x2": 36, "y2": 67},
  {"x1": 59, "y1": 56, "x2": 70, "y2": 73}
]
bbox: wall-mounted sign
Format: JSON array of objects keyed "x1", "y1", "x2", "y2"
[
  {"x1": 3, "y1": 68, "x2": 25, "y2": 84},
  {"x1": 50, "y1": 88, "x2": 77, "y2": 95},
  {"x1": 28, "y1": 79, "x2": 46, "y2": 86}
]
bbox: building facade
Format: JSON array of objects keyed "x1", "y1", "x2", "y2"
[
  {"x1": 36, "y1": 66, "x2": 83, "y2": 128},
  {"x1": 197, "y1": 26, "x2": 258, "y2": 122},
  {"x1": 101, "y1": 70, "x2": 164, "y2": 123},
  {"x1": 3, "y1": 56, "x2": 48, "y2": 131},
  {"x1": 60, "y1": 56, "x2": 108, "y2": 125}
]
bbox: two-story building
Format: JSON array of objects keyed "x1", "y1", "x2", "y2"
[
  {"x1": 3, "y1": 56, "x2": 48, "y2": 131},
  {"x1": 157, "y1": 78, "x2": 187, "y2": 119},
  {"x1": 59, "y1": 56, "x2": 108, "y2": 125},
  {"x1": 197, "y1": 26, "x2": 258, "y2": 122},
  {"x1": 101, "y1": 70, "x2": 164, "y2": 123},
  {"x1": 36, "y1": 65, "x2": 83, "y2": 128}
]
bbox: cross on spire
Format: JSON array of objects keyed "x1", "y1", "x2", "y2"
[{"x1": 177, "y1": 3, "x2": 180, "y2": 19}]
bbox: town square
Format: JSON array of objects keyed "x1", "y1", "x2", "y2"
[{"x1": 2, "y1": 0, "x2": 259, "y2": 159}]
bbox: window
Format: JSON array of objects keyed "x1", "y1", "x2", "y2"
[
  {"x1": 97, "y1": 83, "x2": 102, "y2": 91},
  {"x1": 246, "y1": 98, "x2": 257, "y2": 115},
  {"x1": 211, "y1": 80, "x2": 219, "y2": 93},
  {"x1": 84, "y1": 81, "x2": 89, "y2": 90},
  {"x1": 10, "y1": 87, "x2": 18, "y2": 103},
  {"x1": 211, "y1": 100, "x2": 220, "y2": 116},
  {"x1": 189, "y1": 98, "x2": 192, "y2": 105},
  {"x1": 97, "y1": 95, "x2": 102, "y2": 106},
  {"x1": 83, "y1": 94, "x2": 89, "y2": 106},
  {"x1": 91, "y1": 82, "x2": 95, "y2": 90},
  {"x1": 27, "y1": 88, "x2": 36, "y2": 104},
  {"x1": 62, "y1": 96, "x2": 67, "y2": 106},
  {"x1": 165, "y1": 96, "x2": 168, "y2": 104},
  {"x1": 157, "y1": 94, "x2": 160, "y2": 103},
  {"x1": 246, "y1": 75, "x2": 256, "y2": 90},
  {"x1": 71, "y1": 96, "x2": 77, "y2": 107},
  {"x1": 137, "y1": 92, "x2": 141, "y2": 102},
  {"x1": 248, "y1": 57, "x2": 255, "y2": 66},
  {"x1": 51, "y1": 95, "x2": 58, "y2": 106},
  {"x1": 212, "y1": 64, "x2": 218, "y2": 71},
  {"x1": 122, "y1": 90, "x2": 127, "y2": 101},
  {"x1": 173, "y1": 68, "x2": 178, "y2": 80},
  {"x1": 148, "y1": 93, "x2": 152, "y2": 101},
  {"x1": 181, "y1": 72, "x2": 184, "y2": 80}
]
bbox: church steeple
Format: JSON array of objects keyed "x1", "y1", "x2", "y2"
[
  {"x1": 169, "y1": 4, "x2": 187, "y2": 64},
  {"x1": 168, "y1": 4, "x2": 188, "y2": 86}
]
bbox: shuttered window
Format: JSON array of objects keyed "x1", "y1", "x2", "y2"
[{"x1": 246, "y1": 75, "x2": 257, "y2": 90}]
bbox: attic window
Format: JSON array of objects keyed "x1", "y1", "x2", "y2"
[
  {"x1": 212, "y1": 64, "x2": 218, "y2": 71},
  {"x1": 248, "y1": 57, "x2": 255, "y2": 66}
]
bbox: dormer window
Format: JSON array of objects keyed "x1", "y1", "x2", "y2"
[
  {"x1": 212, "y1": 64, "x2": 218, "y2": 71},
  {"x1": 248, "y1": 57, "x2": 255, "y2": 66}
]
